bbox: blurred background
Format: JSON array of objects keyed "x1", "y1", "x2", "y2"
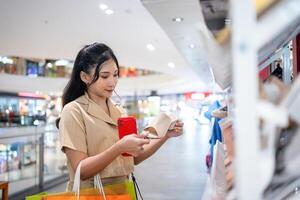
[{"x1": 0, "y1": 0, "x2": 300, "y2": 199}]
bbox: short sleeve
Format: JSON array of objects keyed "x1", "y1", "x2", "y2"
[{"x1": 59, "y1": 103, "x2": 87, "y2": 154}]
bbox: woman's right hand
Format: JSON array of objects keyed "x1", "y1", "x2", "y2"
[{"x1": 117, "y1": 134, "x2": 150, "y2": 157}]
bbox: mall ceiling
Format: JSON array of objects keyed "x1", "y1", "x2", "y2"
[
  {"x1": 0, "y1": 0, "x2": 223, "y2": 94},
  {"x1": 142, "y1": 0, "x2": 228, "y2": 90}
]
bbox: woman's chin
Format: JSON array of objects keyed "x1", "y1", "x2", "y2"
[{"x1": 105, "y1": 91, "x2": 113, "y2": 97}]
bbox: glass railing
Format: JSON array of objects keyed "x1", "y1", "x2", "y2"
[
  {"x1": 0, "y1": 124, "x2": 67, "y2": 196},
  {"x1": 43, "y1": 125, "x2": 67, "y2": 182}
]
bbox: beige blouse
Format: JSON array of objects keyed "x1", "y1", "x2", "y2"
[{"x1": 59, "y1": 93, "x2": 134, "y2": 191}]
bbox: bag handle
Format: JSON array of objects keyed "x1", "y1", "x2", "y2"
[
  {"x1": 131, "y1": 173, "x2": 144, "y2": 200},
  {"x1": 72, "y1": 161, "x2": 106, "y2": 200}
]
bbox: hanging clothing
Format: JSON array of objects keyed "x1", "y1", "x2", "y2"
[
  {"x1": 204, "y1": 100, "x2": 221, "y2": 121},
  {"x1": 204, "y1": 100, "x2": 223, "y2": 164}
]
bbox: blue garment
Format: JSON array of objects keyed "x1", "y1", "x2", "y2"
[
  {"x1": 210, "y1": 118, "x2": 222, "y2": 158},
  {"x1": 204, "y1": 101, "x2": 223, "y2": 165},
  {"x1": 204, "y1": 100, "x2": 221, "y2": 121}
]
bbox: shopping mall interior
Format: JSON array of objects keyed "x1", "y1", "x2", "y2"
[{"x1": 0, "y1": 0, "x2": 300, "y2": 199}]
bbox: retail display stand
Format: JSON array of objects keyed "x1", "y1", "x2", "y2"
[
  {"x1": 141, "y1": 0, "x2": 300, "y2": 199},
  {"x1": 231, "y1": 0, "x2": 300, "y2": 199}
]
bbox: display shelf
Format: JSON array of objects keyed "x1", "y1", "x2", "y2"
[
  {"x1": 215, "y1": 0, "x2": 281, "y2": 44},
  {"x1": 141, "y1": 0, "x2": 299, "y2": 198},
  {"x1": 216, "y1": 0, "x2": 300, "y2": 49},
  {"x1": 197, "y1": 0, "x2": 299, "y2": 198},
  {"x1": 230, "y1": 0, "x2": 299, "y2": 199},
  {"x1": 215, "y1": 0, "x2": 282, "y2": 45},
  {"x1": 256, "y1": 0, "x2": 300, "y2": 50},
  {"x1": 211, "y1": 0, "x2": 300, "y2": 90},
  {"x1": 231, "y1": 1, "x2": 261, "y2": 199}
]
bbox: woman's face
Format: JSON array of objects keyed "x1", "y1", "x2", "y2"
[{"x1": 87, "y1": 59, "x2": 119, "y2": 99}]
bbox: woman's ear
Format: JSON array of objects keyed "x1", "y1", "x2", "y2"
[{"x1": 80, "y1": 71, "x2": 91, "y2": 85}]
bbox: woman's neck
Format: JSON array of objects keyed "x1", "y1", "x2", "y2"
[{"x1": 87, "y1": 92, "x2": 108, "y2": 107}]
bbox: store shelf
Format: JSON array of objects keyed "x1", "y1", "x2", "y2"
[
  {"x1": 181, "y1": 0, "x2": 298, "y2": 198},
  {"x1": 230, "y1": 0, "x2": 300, "y2": 199},
  {"x1": 215, "y1": 0, "x2": 281, "y2": 45},
  {"x1": 217, "y1": 1, "x2": 300, "y2": 46},
  {"x1": 257, "y1": 0, "x2": 300, "y2": 61},
  {"x1": 142, "y1": 0, "x2": 299, "y2": 199},
  {"x1": 217, "y1": 0, "x2": 300, "y2": 49},
  {"x1": 212, "y1": 0, "x2": 300, "y2": 89}
]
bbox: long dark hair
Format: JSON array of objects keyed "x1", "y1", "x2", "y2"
[
  {"x1": 56, "y1": 43, "x2": 119, "y2": 128},
  {"x1": 63, "y1": 42, "x2": 119, "y2": 107}
]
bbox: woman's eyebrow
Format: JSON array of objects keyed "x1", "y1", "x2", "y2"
[{"x1": 100, "y1": 69, "x2": 118, "y2": 74}]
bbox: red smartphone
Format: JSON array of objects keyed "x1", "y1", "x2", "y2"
[{"x1": 117, "y1": 116, "x2": 137, "y2": 156}]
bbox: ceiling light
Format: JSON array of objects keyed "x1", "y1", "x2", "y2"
[
  {"x1": 172, "y1": 17, "x2": 183, "y2": 22},
  {"x1": 99, "y1": 4, "x2": 108, "y2": 10},
  {"x1": 105, "y1": 9, "x2": 114, "y2": 15},
  {"x1": 168, "y1": 62, "x2": 175, "y2": 68},
  {"x1": 146, "y1": 44, "x2": 155, "y2": 51},
  {"x1": 189, "y1": 44, "x2": 195, "y2": 49}
]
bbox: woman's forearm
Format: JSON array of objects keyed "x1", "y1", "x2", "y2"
[
  {"x1": 80, "y1": 143, "x2": 122, "y2": 180},
  {"x1": 67, "y1": 134, "x2": 150, "y2": 180},
  {"x1": 134, "y1": 135, "x2": 169, "y2": 165},
  {"x1": 69, "y1": 144, "x2": 122, "y2": 180}
]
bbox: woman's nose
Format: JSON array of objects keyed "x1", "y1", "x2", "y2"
[{"x1": 107, "y1": 77, "x2": 116, "y2": 87}]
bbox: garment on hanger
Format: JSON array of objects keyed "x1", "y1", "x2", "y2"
[{"x1": 204, "y1": 101, "x2": 223, "y2": 164}]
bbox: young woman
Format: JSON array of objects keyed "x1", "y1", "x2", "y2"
[{"x1": 58, "y1": 42, "x2": 184, "y2": 191}]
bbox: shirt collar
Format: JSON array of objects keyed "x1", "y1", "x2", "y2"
[{"x1": 76, "y1": 92, "x2": 120, "y2": 126}]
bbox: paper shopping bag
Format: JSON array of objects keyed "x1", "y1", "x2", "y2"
[
  {"x1": 104, "y1": 180, "x2": 136, "y2": 200},
  {"x1": 45, "y1": 188, "x2": 131, "y2": 200},
  {"x1": 45, "y1": 160, "x2": 132, "y2": 200},
  {"x1": 25, "y1": 192, "x2": 48, "y2": 200}
]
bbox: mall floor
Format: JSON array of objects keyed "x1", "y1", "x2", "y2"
[{"x1": 46, "y1": 112, "x2": 211, "y2": 200}]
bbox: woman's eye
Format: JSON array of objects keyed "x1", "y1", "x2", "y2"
[
  {"x1": 114, "y1": 74, "x2": 118, "y2": 77},
  {"x1": 101, "y1": 76, "x2": 108, "y2": 79}
]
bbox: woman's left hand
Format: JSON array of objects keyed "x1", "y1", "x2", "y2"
[{"x1": 166, "y1": 120, "x2": 184, "y2": 138}]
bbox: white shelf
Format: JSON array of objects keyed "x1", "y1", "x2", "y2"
[
  {"x1": 231, "y1": 0, "x2": 300, "y2": 199},
  {"x1": 257, "y1": 0, "x2": 300, "y2": 50},
  {"x1": 231, "y1": 0, "x2": 261, "y2": 199}
]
